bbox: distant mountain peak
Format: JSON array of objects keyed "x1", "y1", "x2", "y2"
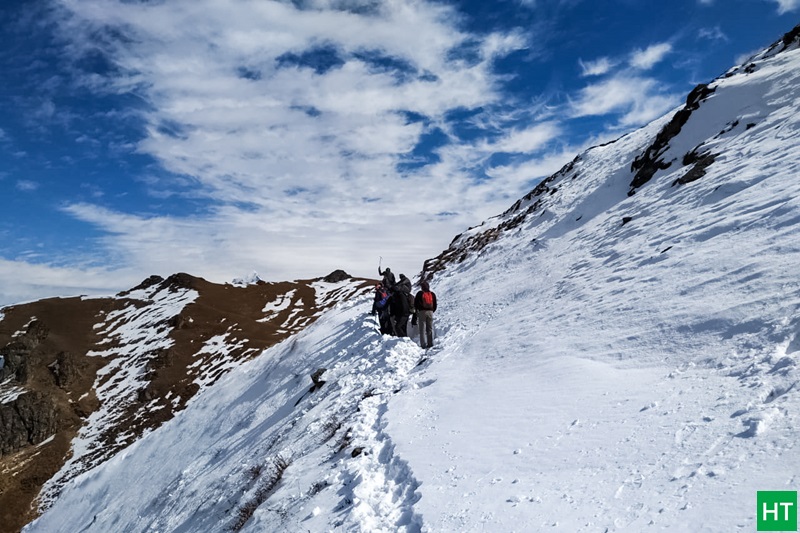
[{"x1": 231, "y1": 271, "x2": 263, "y2": 287}]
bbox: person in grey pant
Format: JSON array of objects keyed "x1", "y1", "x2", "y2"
[{"x1": 413, "y1": 281, "x2": 437, "y2": 349}]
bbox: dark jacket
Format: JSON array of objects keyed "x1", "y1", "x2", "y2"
[
  {"x1": 414, "y1": 281, "x2": 437, "y2": 312},
  {"x1": 395, "y1": 274, "x2": 412, "y2": 295},
  {"x1": 390, "y1": 288, "x2": 410, "y2": 316},
  {"x1": 378, "y1": 267, "x2": 396, "y2": 289}
]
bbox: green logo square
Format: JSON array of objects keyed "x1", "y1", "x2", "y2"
[{"x1": 758, "y1": 491, "x2": 798, "y2": 531}]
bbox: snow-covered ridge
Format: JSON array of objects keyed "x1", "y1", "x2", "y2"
[
  {"x1": 424, "y1": 23, "x2": 800, "y2": 283},
  {"x1": 16, "y1": 22, "x2": 800, "y2": 533},
  {"x1": 0, "y1": 272, "x2": 374, "y2": 532},
  {"x1": 38, "y1": 282, "x2": 199, "y2": 509},
  {"x1": 26, "y1": 296, "x2": 430, "y2": 532}
]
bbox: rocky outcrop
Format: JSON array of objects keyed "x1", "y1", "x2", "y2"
[
  {"x1": 117, "y1": 275, "x2": 164, "y2": 296},
  {"x1": 323, "y1": 270, "x2": 351, "y2": 283},
  {"x1": 628, "y1": 83, "x2": 716, "y2": 194},
  {"x1": 0, "y1": 321, "x2": 60, "y2": 457},
  {"x1": 49, "y1": 351, "x2": 85, "y2": 389},
  {"x1": 421, "y1": 157, "x2": 579, "y2": 282},
  {"x1": 0, "y1": 320, "x2": 49, "y2": 383},
  {"x1": 0, "y1": 391, "x2": 60, "y2": 456}
]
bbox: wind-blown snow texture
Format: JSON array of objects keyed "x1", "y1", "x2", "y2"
[{"x1": 25, "y1": 29, "x2": 800, "y2": 533}]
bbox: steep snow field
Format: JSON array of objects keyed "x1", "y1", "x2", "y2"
[
  {"x1": 386, "y1": 43, "x2": 800, "y2": 531},
  {"x1": 25, "y1": 32, "x2": 800, "y2": 533}
]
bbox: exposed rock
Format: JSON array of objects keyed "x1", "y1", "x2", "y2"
[
  {"x1": 629, "y1": 83, "x2": 716, "y2": 194},
  {"x1": 673, "y1": 152, "x2": 717, "y2": 186},
  {"x1": 137, "y1": 387, "x2": 155, "y2": 403},
  {"x1": 310, "y1": 368, "x2": 327, "y2": 392},
  {"x1": 49, "y1": 351, "x2": 83, "y2": 389},
  {"x1": 168, "y1": 314, "x2": 189, "y2": 330},
  {"x1": 163, "y1": 273, "x2": 197, "y2": 290},
  {"x1": 781, "y1": 23, "x2": 800, "y2": 49},
  {"x1": 323, "y1": 270, "x2": 351, "y2": 283},
  {"x1": 24, "y1": 321, "x2": 50, "y2": 347},
  {"x1": 0, "y1": 321, "x2": 49, "y2": 383},
  {"x1": 147, "y1": 348, "x2": 174, "y2": 371},
  {"x1": 0, "y1": 341, "x2": 29, "y2": 383},
  {"x1": 0, "y1": 392, "x2": 60, "y2": 456},
  {"x1": 117, "y1": 275, "x2": 164, "y2": 296}
]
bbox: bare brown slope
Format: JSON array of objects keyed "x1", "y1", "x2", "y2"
[
  {"x1": 0, "y1": 271, "x2": 373, "y2": 533},
  {"x1": 0, "y1": 296, "x2": 117, "y2": 533}
]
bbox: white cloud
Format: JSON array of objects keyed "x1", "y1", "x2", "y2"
[
  {"x1": 769, "y1": 0, "x2": 800, "y2": 13},
  {"x1": 483, "y1": 122, "x2": 562, "y2": 153},
  {"x1": 44, "y1": 0, "x2": 534, "y2": 287},
  {"x1": 578, "y1": 57, "x2": 618, "y2": 77},
  {"x1": 0, "y1": 258, "x2": 132, "y2": 308},
  {"x1": 630, "y1": 43, "x2": 672, "y2": 70},
  {"x1": 698, "y1": 26, "x2": 728, "y2": 42},
  {"x1": 16, "y1": 180, "x2": 39, "y2": 192},
  {"x1": 569, "y1": 75, "x2": 679, "y2": 127},
  {"x1": 14, "y1": 0, "x2": 688, "y2": 306}
]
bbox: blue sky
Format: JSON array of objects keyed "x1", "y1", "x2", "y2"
[{"x1": 0, "y1": 0, "x2": 797, "y2": 305}]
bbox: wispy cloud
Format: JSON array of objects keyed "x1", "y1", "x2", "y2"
[
  {"x1": 769, "y1": 0, "x2": 800, "y2": 14},
  {"x1": 48, "y1": 0, "x2": 532, "y2": 279},
  {"x1": 569, "y1": 75, "x2": 678, "y2": 127},
  {"x1": 578, "y1": 57, "x2": 618, "y2": 77},
  {"x1": 16, "y1": 180, "x2": 39, "y2": 191},
  {"x1": 572, "y1": 39, "x2": 679, "y2": 128},
  {"x1": 0, "y1": 0, "x2": 689, "y2": 304},
  {"x1": 483, "y1": 122, "x2": 562, "y2": 154},
  {"x1": 698, "y1": 26, "x2": 729, "y2": 42},
  {"x1": 629, "y1": 43, "x2": 673, "y2": 70}
]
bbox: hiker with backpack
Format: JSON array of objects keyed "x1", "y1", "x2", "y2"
[
  {"x1": 414, "y1": 281, "x2": 437, "y2": 349},
  {"x1": 372, "y1": 283, "x2": 393, "y2": 335},
  {"x1": 390, "y1": 274, "x2": 412, "y2": 337}
]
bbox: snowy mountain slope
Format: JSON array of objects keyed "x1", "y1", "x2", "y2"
[
  {"x1": 393, "y1": 24, "x2": 800, "y2": 531},
  {"x1": 0, "y1": 272, "x2": 372, "y2": 533},
  {"x1": 24, "y1": 296, "x2": 428, "y2": 533},
  {"x1": 19, "y1": 22, "x2": 800, "y2": 533}
]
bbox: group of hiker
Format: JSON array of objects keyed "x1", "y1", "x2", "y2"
[{"x1": 371, "y1": 266, "x2": 437, "y2": 349}]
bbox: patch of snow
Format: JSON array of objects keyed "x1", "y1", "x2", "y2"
[
  {"x1": 12, "y1": 315, "x2": 37, "y2": 338},
  {"x1": 261, "y1": 290, "x2": 296, "y2": 314},
  {"x1": 36, "y1": 435, "x2": 56, "y2": 448},
  {"x1": 311, "y1": 279, "x2": 370, "y2": 309},
  {"x1": 0, "y1": 378, "x2": 26, "y2": 404}
]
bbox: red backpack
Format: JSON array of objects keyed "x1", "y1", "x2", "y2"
[{"x1": 420, "y1": 291, "x2": 434, "y2": 310}]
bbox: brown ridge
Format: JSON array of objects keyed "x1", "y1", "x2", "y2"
[{"x1": 0, "y1": 271, "x2": 373, "y2": 533}]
